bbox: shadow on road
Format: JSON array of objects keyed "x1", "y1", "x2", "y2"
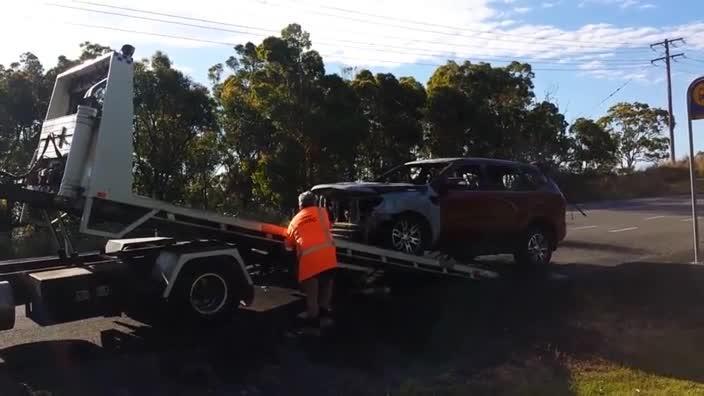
[
  {"x1": 3, "y1": 262, "x2": 704, "y2": 395},
  {"x1": 559, "y1": 240, "x2": 651, "y2": 255}
]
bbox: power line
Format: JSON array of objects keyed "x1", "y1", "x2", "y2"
[
  {"x1": 573, "y1": 72, "x2": 643, "y2": 121},
  {"x1": 678, "y1": 59, "x2": 703, "y2": 73},
  {"x1": 651, "y1": 37, "x2": 685, "y2": 162},
  {"x1": 685, "y1": 57, "x2": 704, "y2": 64},
  {"x1": 246, "y1": 0, "x2": 654, "y2": 51},
  {"x1": 681, "y1": 47, "x2": 704, "y2": 55},
  {"x1": 53, "y1": 4, "x2": 271, "y2": 35},
  {"x1": 71, "y1": 0, "x2": 654, "y2": 53},
  {"x1": 64, "y1": 21, "x2": 656, "y2": 72},
  {"x1": 68, "y1": 22, "x2": 241, "y2": 47},
  {"x1": 250, "y1": 0, "x2": 651, "y2": 49},
  {"x1": 679, "y1": 72, "x2": 704, "y2": 78},
  {"x1": 675, "y1": 63, "x2": 704, "y2": 75},
  {"x1": 596, "y1": 77, "x2": 635, "y2": 107},
  {"x1": 66, "y1": 1, "x2": 654, "y2": 60},
  {"x1": 275, "y1": 0, "x2": 652, "y2": 47},
  {"x1": 51, "y1": 3, "x2": 653, "y2": 68}
]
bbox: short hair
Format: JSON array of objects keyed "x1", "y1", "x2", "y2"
[{"x1": 298, "y1": 191, "x2": 317, "y2": 208}]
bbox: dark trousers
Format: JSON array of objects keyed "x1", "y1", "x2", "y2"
[{"x1": 300, "y1": 269, "x2": 335, "y2": 319}]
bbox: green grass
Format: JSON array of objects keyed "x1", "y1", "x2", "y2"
[
  {"x1": 396, "y1": 363, "x2": 704, "y2": 396},
  {"x1": 573, "y1": 365, "x2": 704, "y2": 396}
]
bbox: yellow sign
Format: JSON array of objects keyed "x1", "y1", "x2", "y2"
[
  {"x1": 693, "y1": 83, "x2": 704, "y2": 107},
  {"x1": 689, "y1": 77, "x2": 704, "y2": 120}
]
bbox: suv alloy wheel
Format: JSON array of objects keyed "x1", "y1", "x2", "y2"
[
  {"x1": 514, "y1": 226, "x2": 553, "y2": 268},
  {"x1": 389, "y1": 215, "x2": 427, "y2": 255}
]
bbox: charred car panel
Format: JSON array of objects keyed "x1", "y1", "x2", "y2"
[{"x1": 312, "y1": 184, "x2": 442, "y2": 250}]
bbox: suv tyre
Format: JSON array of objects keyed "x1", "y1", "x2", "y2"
[
  {"x1": 514, "y1": 225, "x2": 554, "y2": 269},
  {"x1": 387, "y1": 214, "x2": 428, "y2": 256}
]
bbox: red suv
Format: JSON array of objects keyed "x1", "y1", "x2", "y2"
[{"x1": 312, "y1": 158, "x2": 566, "y2": 267}]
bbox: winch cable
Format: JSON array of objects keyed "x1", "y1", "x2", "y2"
[
  {"x1": 571, "y1": 201, "x2": 588, "y2": 217},
  {"x1": 530, "y1": 160, "x2": 587, "y2": 217},
  {"x1": 0, "y1": 131, "x2": 61, "y2": 181}
]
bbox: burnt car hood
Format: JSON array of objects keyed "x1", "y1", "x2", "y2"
[{"x1": 311, "y1": 182, "x2": 426, "y2": 195}]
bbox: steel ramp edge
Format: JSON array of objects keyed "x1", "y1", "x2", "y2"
[{"x1": 334, "y1": 239, "x2": 499, "y2": 280}]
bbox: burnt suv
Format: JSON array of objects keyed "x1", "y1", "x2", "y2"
[{"x1": 312, "y1": 158, "x2": 566, "y2": 267}]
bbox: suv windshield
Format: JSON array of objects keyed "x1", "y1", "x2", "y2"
[{"x1": 376, "y1": 162, "x2": 451, "y2": 185}]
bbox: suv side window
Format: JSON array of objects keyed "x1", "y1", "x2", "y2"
[
  {"x1": 446, "y1": 164, "x2": 482, "y2": 191},
  {"x1": 523, "y1": 167, "x2": 547, "y2": 188},
  {"x1": 483, "y1": 165, "x2": 535, "y2": 192}
]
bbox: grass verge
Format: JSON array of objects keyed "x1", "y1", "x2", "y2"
[
  {"x1": 573, "y1": 364, "x2": 704, "y2": 396},
  {"x1": 389, "y1": 262, "x2": 704, "y2": 395},
  {"x1": 398, "y1": 361, "x2": 704, "y2": 396}
]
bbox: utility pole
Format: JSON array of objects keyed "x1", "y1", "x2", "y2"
[{"x1": 651, "y1": 37, "x2": 685, "y2": 162}]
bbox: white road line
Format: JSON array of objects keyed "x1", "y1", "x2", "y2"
[
  {"x1": 570, "y1": 225, "x2": 598, "y2": 231},
  {"x1": 645, "y1": 216, "x2": 665, "y2": 221},
  {"x1": 609, "y1": 227, "x2": 638, "y2": 233},
  {"x1": 548, "y1": 272, "x2": 568, "y2": 280}
]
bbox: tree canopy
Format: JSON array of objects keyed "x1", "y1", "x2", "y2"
[
  {"x1": 133, "y1": 51, "x2": 217, "y2": 206},
  {"x1": 0, "y1": 26, "x2": 672, "y2": 222},
  {"x1": 570, "y1": 117, "x2": 619, "y2": 173},
  {"x1": 598, "y1": 102, "x2": 670, "y2": 172}
]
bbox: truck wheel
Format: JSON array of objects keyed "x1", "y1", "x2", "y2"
[
  {"x1": 170, "y1": 261, "x2": 238, "y2": 324},
  {"x1": 514, "y1": 226, "x2": 554, "y2": 269}
]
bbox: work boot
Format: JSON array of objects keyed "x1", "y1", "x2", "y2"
[
  {"x1": 319, "y1": 307, "x2": 335, "y2": 329},
  {"x1": 300, "y1": 316, "x2": 321, "y2": 337},
  {"x1": 320, "y1": 307, "x2": 333, "y2": 318}
]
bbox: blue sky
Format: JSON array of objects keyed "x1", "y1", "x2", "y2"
[{"x1": 3, "y1": 0, "x2": 704, "y2": 159}]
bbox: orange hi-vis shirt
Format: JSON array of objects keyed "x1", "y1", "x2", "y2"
[{"x1": 285, "y1": 206, "x2": 337, "y2": 282}]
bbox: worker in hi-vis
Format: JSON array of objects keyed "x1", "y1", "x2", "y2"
[{"x1": 285, "y1": 191, "x2": 337, "y2": 332}]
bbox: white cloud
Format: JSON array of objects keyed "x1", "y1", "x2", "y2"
[
  {"x1": 513, "y1": 7, "x2": 532, "y2": 13},
  {"x1": 0, "y1": 0, "x2": 699, "y2": 82},
  {"x1": 541, "y1": 1, "x2": 561, "y2": 8},
  {"x1": 497, "y1": 19, "x2": 518, "y2": 27},
  {"x1": 579, "y1": 0, "x2": 657, "y2": 9}
]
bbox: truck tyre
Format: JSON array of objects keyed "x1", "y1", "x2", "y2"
[
  {"x1": 169, "y1": 260, "x2": 239, "y2": 324},
  {"x1": 514, "y1": 225, "x2": 553, "y2": 270}
]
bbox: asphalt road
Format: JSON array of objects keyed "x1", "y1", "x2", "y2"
[
  {"x1": 1, "y1": 195, "x2": 703, "y2": 395},
  {"x1": 556, "y1": 195, "x2": 701, "y2": 265}
]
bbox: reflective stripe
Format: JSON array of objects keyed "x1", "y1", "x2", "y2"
[
  {"x1": 297, "y1": 207, "x2": 335, "y2": 258},
  {"x1": 299, "y1": 240, "x2": 335, "y2": 257}
]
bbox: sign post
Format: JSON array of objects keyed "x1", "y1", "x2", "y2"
[{"x1": 686, "y1": 77, "x2": 704, "y2": 263}]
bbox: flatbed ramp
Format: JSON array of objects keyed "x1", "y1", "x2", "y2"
[{"x1": 335, "y1": 239, "x2": 499, "y2": 280}]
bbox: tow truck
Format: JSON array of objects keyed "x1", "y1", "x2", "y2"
[{"x1": 0, "y1": 45, "x2": 497, "y2": 331}]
